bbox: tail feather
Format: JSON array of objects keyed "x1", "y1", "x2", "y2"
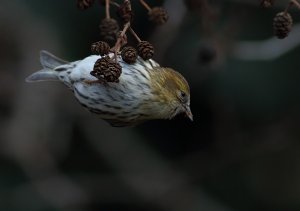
[
  {"x1": 40, "y1": 50, "x2": 68, "y2": 69},
  {"x1": 25, "y1": 70, "x2": 60, "y2": 82},
  {"x1": 26, "y1": 51, "x2": 67, "y2": 82}
]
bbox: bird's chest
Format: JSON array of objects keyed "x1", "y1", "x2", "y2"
[{"x1": 73, "y1": 79, "x2": 153, "y2": 115}]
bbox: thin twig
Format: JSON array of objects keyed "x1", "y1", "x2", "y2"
[
  {"x1": 110, "y1": 0, "x2": 120, "y2": 8},
  {"x1": 125, "y1": 0, "x2": 132, "y2": 12},
  {"x1": 285, "y1": 1, "x2": 293, "y2": 13},
  {"x1": 113, "y1": 22, "x2": 131, "y2": 61},
  {"x1": 285, "y1": 0, "x2": 300, "y2": 13},
  {"x1": 120, "y1": 22, "x2": 130, "y2": 43},
  {"x1": 139, "y1": 0, "x2": 152, "y2": 12},
  {"x1": 129, "y1": 27, "x2": 141, "y2": 42},
  {"x1": 291, "y1": 0, "x2": 300, "y2": 10},
  {"x1": 105, "y1": 0, "x2": 110, "y2": 19}
]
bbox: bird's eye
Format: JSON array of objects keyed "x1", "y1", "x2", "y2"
[
  {"x1": 179, "y1": 91, "x2": 188, "y2": 102},
  {"x1": 180, "y1": 91, "x2": 186, "y2": 98}
]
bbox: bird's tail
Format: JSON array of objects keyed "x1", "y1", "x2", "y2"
[{"x1": 26, "y1": 50, "x2": 68, "y2": 82}]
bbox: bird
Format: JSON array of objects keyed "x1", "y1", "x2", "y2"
[{"x1": 26, "y1": 51, "x2": 192, "y2": 127}]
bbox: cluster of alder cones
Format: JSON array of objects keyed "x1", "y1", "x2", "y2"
[
  {"x1": 77, "y1": 0, "x2": 168, "y2": 83},
  {"x1": 261, "y1": 0, "x2": 300, "y2": 39}
]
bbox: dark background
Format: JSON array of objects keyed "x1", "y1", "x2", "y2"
[{"x1": 1, "y1": 0, "x2": 300, "y2": 210}]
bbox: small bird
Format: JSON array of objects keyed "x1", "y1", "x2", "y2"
[{"x1": 26, "y1": 51, "x2": 192, "y2": 127}]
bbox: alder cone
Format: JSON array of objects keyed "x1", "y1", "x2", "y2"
[
  {"x1": 137, "y1": 41, "x2": 154, "y2": 60},
  {"x1": 91, "y1": 57, "x2": 122, "y2": 83},
  {"x1": 273, "y1": 12, "x2": 293, "y2": 39},
  {"x1": 260, "y1": 0, "x2": 275, "y2": 8},
  {"x1": 91, "y1": 41, "x2": 110, "y2": 56},
  {"x1": 117, "y1": 1, "x2": 133, "y2": 23},
  {"x1": 99, "y1": 18, "x2": 120, "y2": 44},
  {"x1": 149, "y1": 7, "x2": 168, "y2": 24},
  {"x1": 121, "y1": 46, "x2": 137, "y2": 64}
]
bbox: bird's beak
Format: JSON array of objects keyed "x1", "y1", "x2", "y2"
[{"x1": 184, "y1": 105, "x2": 193, "y2": 121}]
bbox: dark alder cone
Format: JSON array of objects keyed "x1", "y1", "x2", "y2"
[
  {"x1": 106, "y1": 61, "x2": 122, "y2": 82},
  {"x1": 99, "y1": 18, "x2": 120, "y2": 44},
  {"x1": 137, "y1": 41, "x2": 154, "y2": 60},
  {"x1": 121, "y1": 46, "x2": 137, "y2": 64},
  {"x1": 77, "y1": 0, "x2": 95, "y2": 10},
  {"x1": 148, "y1": 7, "x2": 169, "y2": 25},
  {"x1": 260, "y1": 0, "x2": 274, "y2": 8},
  {"x1": 117, "y1": 1, "x2": 133, "y2": 23},
  {"x1": 91, "y1": 41, "x2": 110, "y2": 55},
  {"x1": 273, "y1": 12, "x2": 293, "y2": 39},
  {"x1": 91, "y1": 57, "x2": 122, "y2": 83},
  {"x1": 91, "y1": 57, "x2": 110, "y2": 79}
]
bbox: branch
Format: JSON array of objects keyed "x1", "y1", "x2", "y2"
[{"x1": 232, "y1": 24, "x2": 300, "y2": 61}]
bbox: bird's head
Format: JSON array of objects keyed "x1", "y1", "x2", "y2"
[{"x1": 149, "y1": 67, "x2": 193, "y2": 121}]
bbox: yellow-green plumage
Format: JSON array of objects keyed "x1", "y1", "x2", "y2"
[
  {"x1": 141, "y1": 67, "x2": 191, "y2": 120},
  {"x1": 150, "y1": 67, "x2": 190, "y2": 103}
]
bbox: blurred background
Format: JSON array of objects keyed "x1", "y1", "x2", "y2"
[{"x1": 1, "y1": 0, "x2": 300, "y2": 210}]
